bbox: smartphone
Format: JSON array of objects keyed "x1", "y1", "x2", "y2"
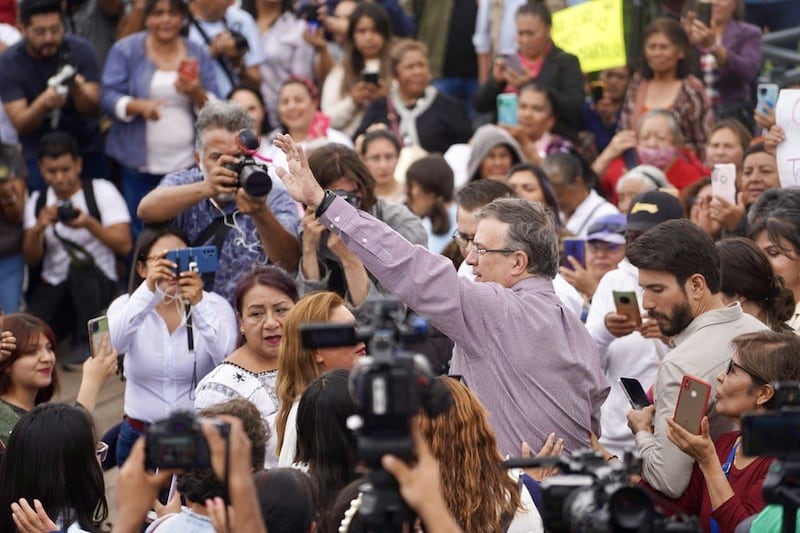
[
  {"x1": 562, "y1": 238, "x2": 586, "y2": 270},
  {"x1": 496, "y1": 93, "x2": 518, "y2": 126},
  {"x1": 619, "y1": 377, "x2": 652, "y2": 410},
  {"x1": 87, "y1": 316, "x2": 109, "y2": 356},
  {"x1": 711, "y1": 163, "x2": 737, "y2": 205},
  {"x1": 164, "y1": 246, "x2": 218, "y2": 274},
  {"x1": 673, "y1": 375, "x2": 712, "y2": 435},
  {"x1": 298, "y1": 3, "x2": 319, "y2": 25},
  {"x1": 178, "y1": 58, "x2": 198, "y2": 81},
  {"x1": 757, "y1": 83, "x2": 779, "y2": 115},
  {"x1": 362, "y1": 71, "x2": 379, "y2": 85},
  {"x1": 622, "y1": 148, "x2": 639, "y2": 170},
  {"x1": 612, "y1": 290, "x2": 642, "y2": 326},
  {"x1": 696, "y1": 1, "x2": 712, "y2": 27},
  {"x1": 591, "y1": 81, "x2": 605, "y2": 103},
  {"x1": 501, "y1": 53, "x2": 524, "y2": 76}
]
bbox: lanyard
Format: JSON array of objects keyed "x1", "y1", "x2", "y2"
[{"x1": 709, "y1": 440, "x2": 740, "y2": 533}]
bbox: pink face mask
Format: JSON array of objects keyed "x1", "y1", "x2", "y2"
[{"x1": 636, "y1": 146, "x2": 677, "y2": 169}]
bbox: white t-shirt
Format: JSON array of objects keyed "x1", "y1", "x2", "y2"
[
  {"x1": 24, "y1": 179, "x2": 130, "y2": 284},
  {"x1": 144, "y1": 70, "x2": 195, "y2": 174}
]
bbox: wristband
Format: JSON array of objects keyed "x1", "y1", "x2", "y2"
[{"x1": 315, "y1": 190, "x2": 336, "y2": 219}]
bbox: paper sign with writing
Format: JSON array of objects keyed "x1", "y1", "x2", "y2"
[
  {"x1": 775, "y1": 89, "x2": 800, "y2": 188},
  {"x1": 551, "y1": 0, "x2": 626, "y2": 73}
]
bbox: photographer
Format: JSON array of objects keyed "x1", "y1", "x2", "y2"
[
  {"x1": 0, "y1": 0, "x2": 105, "y2": 192},
  {"x1": 22, "y1": 132, "x2": 131, "y2": 358},
  {"x1": 0, "y1": 146, "x2": 27, "y2": 313},
  {"x1": 186, "y1": 0, "x2": 263, "y2": 101},
  {"x1": 108, "y1": 225, "x2": 237, "y2": 467},
  {"x1": 137, "y1": 101, "x2": 301, "y2": 303},
  {"x1": 145, "y1": 399, "x2": 267, "y2": 532}
]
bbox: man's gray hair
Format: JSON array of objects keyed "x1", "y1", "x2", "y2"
[
  {"x1": 637, "y1": 109, "x2": 683, "y2": 146},
  {"x1": 195, "y1": 101, "x2": 255, "y2": 152},
  {"x1": 475, "y1": 198, "x2": 559, "y2": 278}
]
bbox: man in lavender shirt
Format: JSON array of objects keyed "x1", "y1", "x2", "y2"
[{"x1": 273, "y1": 135, "x2": 610, "y2": 456}]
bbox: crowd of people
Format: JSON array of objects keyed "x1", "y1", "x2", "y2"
[{"x1": 1, "y1": 0, "x2": 800, "y2": 530}]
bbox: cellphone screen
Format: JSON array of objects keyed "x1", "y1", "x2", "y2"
[
  {"x1": 562, "y1": 239, "x2": 585, "y2": 270},
  {"x1": 619, "y1": 377, "x2": 651, "y2": 410}
]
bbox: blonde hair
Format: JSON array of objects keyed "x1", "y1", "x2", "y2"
[
  {"x1": 418, "y1": 378, "x2": 522, "y2": 531},
  {"x1": 275, "y1": 291, "x2": 346, "y2": 456}
]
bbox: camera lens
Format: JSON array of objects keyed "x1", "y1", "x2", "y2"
[{"x1": 240, "y1": 164, "x2": 272, "y2": 197}]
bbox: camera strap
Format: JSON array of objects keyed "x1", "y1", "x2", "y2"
[{"x1": 187, "y1": 12, "x2": 238, "y2": 89}]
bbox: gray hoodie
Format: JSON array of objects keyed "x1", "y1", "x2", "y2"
[{"x1": 466, "y1": 124, "x2": 526, "y2": 182}]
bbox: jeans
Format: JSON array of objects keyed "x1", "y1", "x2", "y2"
[
  {"x1": 433, "y1": 76, "x2": 480, "y2": 120},
  {"x1": 0, "y1": 253, "x2": 24, "y2": 313},
  {"x1": 25, "y1": 152, "x2": 111, "y2": 194},
  {"x1": 116, "y1": 417, "x2": 143, "y2": 468},
  {"x1": 120, "y1": 166, "x2": 164, "y2": 241}
]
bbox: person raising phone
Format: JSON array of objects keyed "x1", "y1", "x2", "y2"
[
  {"x1": 107, "y1": 225, "x2": 237, "y2": 467},
  {"x1": 594, "y1": 331, "x2": 800, "y2": 533}
]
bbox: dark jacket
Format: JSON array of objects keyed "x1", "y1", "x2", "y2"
[{"x1": 473, "y1": 44, "x2": 585, "y2": 138}]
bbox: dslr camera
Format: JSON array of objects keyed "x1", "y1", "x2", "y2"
[
  {"x1": 144, "y1": 411, "x2": 230, "y2": 471},
  {"x1": 300, "y1": 296, "x2": 452, "y2": 530},
  {"x1": 57, "y1": 200, "x2": 79, "y2": 222},
  {"x1": 223, "y1": 129, "x2": 272, "y2": 198},
  {"x1": 513, "y1": 450, "x2": 701, "y2": 532}
]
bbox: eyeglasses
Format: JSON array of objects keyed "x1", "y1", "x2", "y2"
[
  {"x1": 726, "y1": 359, "x2": 768, "y2": 385},
  {"x1": 452, "y1": 230, "x2": 475, "y2": 246},
  {"x1": 95, "y1": 441, "x2": 109, "y2": 464},
  {"x1": 468, "y1": 243, "x2": 516, "y2": 256}
]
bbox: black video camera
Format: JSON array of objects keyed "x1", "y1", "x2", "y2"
[
  {"x1": 300, "y1": 296, "x2": 452, "y2": 530},
  {"x1": 512, "y1": 450, "x2": 701, "y2": 533},
  {"x1": 144, "y1": 411, "x2": 230, "y2": 471},
  {"x1": 57, "y1": 200, "x2": 79, "y2": 222}
]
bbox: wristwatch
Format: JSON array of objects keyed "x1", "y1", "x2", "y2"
[{"x1": 315, "y1": 190, "x2": 336, "y2": 219}]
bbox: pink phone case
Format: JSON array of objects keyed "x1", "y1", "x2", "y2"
[{"x1": 673, "y1": 375, "x2": 712, "y2": 434}]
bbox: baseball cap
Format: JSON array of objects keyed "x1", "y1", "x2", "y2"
[
  {"x1": 586, "y1": 214, "x2": 627, "y2": 245},
  {"x1": 626, "y1": 190, "x2": 684, "y2": 232}
]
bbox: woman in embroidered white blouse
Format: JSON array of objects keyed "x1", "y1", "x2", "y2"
[{"x1": 194, "y1": 265, "x2": 299, "y2": 468}]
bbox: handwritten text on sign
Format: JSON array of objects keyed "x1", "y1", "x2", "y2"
[
  {"x1": 551, "y1": 0, "x2": 626, "y2": 73},
  {"x1": 775, "y1": 89, "x2": 800, "y2": 188}
]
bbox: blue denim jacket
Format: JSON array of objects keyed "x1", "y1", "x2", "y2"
[{"x1": 101, "y1": 32, "x2": 219, "y2": 169}]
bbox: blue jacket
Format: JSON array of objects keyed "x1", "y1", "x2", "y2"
[{"x1": 101, "y1": 32, "x2": 219, "y2": 169}]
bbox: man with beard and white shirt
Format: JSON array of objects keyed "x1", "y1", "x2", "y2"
[
  {"x1": 453, "y1": 179, "x2": 584, "y2": 318},
  {"x1": 622, "y1": 218, "x2": 768, "y2": 498},
  {"x1": 586, "y1": 191, "x2": 683, "y2": 457},
  {"x1": 137, "y1": 101, "x2": 299, "y2": 303}
]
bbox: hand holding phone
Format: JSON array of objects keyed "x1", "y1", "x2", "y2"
[
  {"x1": 501, "y1": 53, "x2": 524, "y2": 76},
  {"x1": 362, "y1": 71, "x2": 379, "y2": 85},
  {"x1": 711, "y1": 163, "x2": 737, "y2": 205},
  {"x1": 757, "y1": 84, "x2": 779, "y2": 115},
  {"x1": 673, "y1": 375, "x2": 712, "y2": 434},
  {"x1": 164, "y1": 246, "x2": 218, "y2": 275},
  {"x1": 562, "y1": 238, "x2": 586, "y2": 270},
  {"x1": 178, "y1": 58, "x2": 198, "y2": 81},
  {"x1": 613, "y1": 290, "x2": 642, "y2": 326},
  {"x1": 696, "y1": 1, "x2": 712, "y2": 27}
]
